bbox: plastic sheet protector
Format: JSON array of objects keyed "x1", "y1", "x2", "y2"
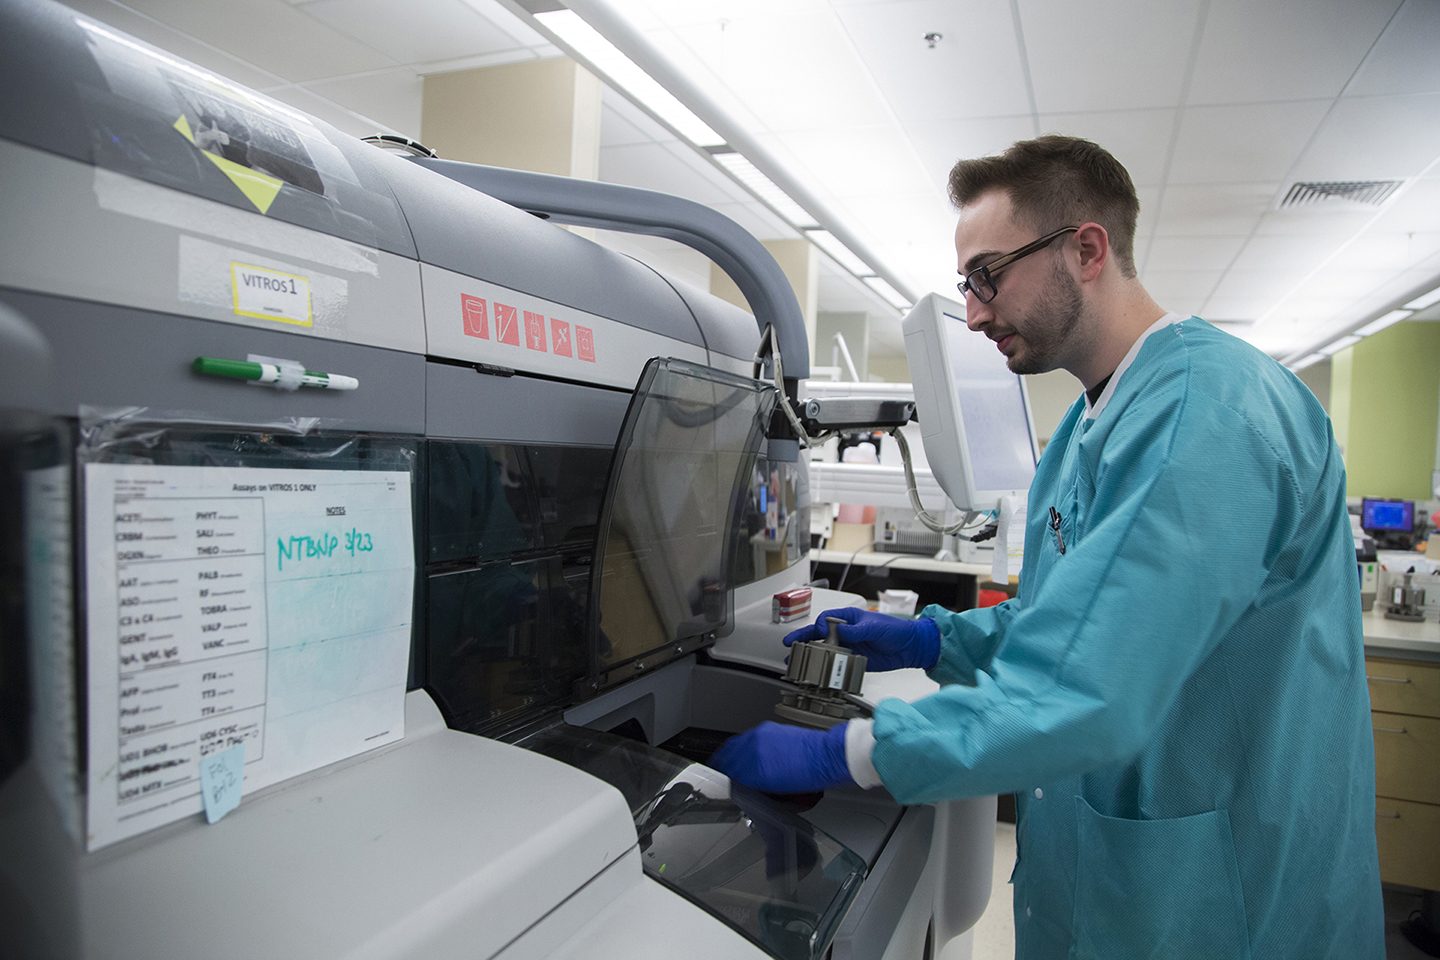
[{"x1": 83, "y1": 463, "x2": 414, "y2": 850}]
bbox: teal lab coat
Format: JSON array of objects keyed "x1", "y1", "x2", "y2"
[{"x1": 871, "y1": 318, "x2": 1383, "y2": 959}]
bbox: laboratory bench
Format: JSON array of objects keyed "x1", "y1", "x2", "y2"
[
  {"x1": 1362, "y1": 609, "x2": 1440, "y2": 894},
  {"x1": 808, "y1": 547, "x2": 1004, "y2": 611}
]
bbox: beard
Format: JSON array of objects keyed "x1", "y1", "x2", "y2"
[{"x1": 1005, "y1": 256, "x2": 1088, "y2": 375}]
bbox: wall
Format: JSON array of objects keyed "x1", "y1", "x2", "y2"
[
  {"x1": 1330, "y1": 321, "x2": 1440, "y2": 500},
  {"x1": 1296, "y1": 359, "x2": 1331, "y2": 413}
]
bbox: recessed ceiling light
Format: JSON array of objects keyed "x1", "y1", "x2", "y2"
[
  {"x1": 536, "y1": 10, "x2": 725, "y2": 148},
  {"x1": 1319, "y1": 335, "x2": 1362, "y2": 356},
  {"x1": 1403, "y1": 287, "x2": 1440, "y2": 311},
  {"x1": 710, "y1": 151, "x2": 817, "y2": 228},
  {"x1": 863, "y1": 276, "x2": 910, "y2": 311},
  {"x1": 1354, "y1": 309, "x2": 1412, "y2": 337},
  {"x1": 805, "y1": 230, "x2": 872, "y2": 276},
  {"x1": 1289, "y1": 353, "x2": 1327, "y2": 371}
]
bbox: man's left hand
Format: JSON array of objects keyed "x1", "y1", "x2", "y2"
[{"x1": 711, "y1": 721, "x2": 855, "y2": 794}]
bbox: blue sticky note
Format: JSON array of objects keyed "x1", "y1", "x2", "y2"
[{"x1": 198, "y1": 743, "x2": 246, "y2": 824}]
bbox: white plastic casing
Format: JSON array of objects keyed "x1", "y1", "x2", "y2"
[{"x1": 901, "y1": 292, "x2": 1039, "y2": 512}]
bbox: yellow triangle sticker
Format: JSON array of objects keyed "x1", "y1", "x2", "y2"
[
  {"x1": 202, "y1": 151, "x2": 284, "y2": 215},
  {"x1": 172, "y1": 112, "x2": 285, "y2": 215}
]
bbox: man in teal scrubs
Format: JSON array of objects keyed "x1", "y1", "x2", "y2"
[{"x1": 715, "y1": 136, "x2": 1384, "y2": 959}]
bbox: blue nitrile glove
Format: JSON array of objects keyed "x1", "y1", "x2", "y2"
[
  {"x1": 711, "y1": 721, "x2": 854, "y2": 794},
  {"x1": 783, "y1": 607, "x2": 941, "y2": 672}
]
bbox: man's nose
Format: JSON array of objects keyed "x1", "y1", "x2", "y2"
[{"x1": 965, "y1": 298, "x2": 992, "y2": 332}]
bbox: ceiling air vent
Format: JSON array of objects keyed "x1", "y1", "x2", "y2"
[{"x1": 1278, "y1": 179, "x2": 1405, "y2": 210}]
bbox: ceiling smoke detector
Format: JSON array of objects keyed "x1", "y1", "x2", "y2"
[
  {"x1": 923, "y1": 32, "x2": 943, "y2": 48},
  {"x1": 1277, "y1": 179, "x2": 1406, "y2": 211}
]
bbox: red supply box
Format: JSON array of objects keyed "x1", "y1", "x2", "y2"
[{"x1": 772, "y1": 587, "x2": 813, "y2": 624}]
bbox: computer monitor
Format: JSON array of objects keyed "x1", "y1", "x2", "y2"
[
  {"x1": 901, "y1": 292, "x2": 1039, "y2": 512},
  {"x1": 1361, "y1": 498, "x2": 1414, "y2": 533}
]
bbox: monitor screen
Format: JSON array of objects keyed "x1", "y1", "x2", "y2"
[
  {"x1": 943, "y1": 311, "x2": 1037, "y2": 495},
  {"x1": 1361, "y1": 498, "x2": 1413, "y2": 532}
]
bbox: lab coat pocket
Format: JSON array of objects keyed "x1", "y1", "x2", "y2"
[{"x1": 1070, "y1": 797, "x2": 1250, "y2": 960}]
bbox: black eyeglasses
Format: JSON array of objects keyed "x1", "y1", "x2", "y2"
[{"x1": 957, "y1": 225, "x2": 1078, "y2": 304}]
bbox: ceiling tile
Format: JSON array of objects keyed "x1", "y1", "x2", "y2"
[
  {"x1": 1154, "y1": 182, "x2": 1278, "y2": 235},
  {"x1": 1187, "y1": 0, "x2": 1401, "y2": 105},
  {"x1": 668, "y1": 11, "x2": 893, "y2": 132},
  {"x1": 411, "y1": 48, "x2": 540, "y2": 76},
  {"x1": 600, "y1": 102, "x2": 654, "y2": 149},
  {"x1": 599, "y1": 142, "x2": 738, "y2": 206},
  {"x1": 709, "y1": 201, "x2": 801, "y2": 241},
  {"x1": 1253, "y1": 208, "x2": 1372, "y2": 238},
  {"x1": 121, "y1": 0, "x2": 397, "y2": 82},
  {"x1": 836, "y1": 0, "x2": 1031, "y2": 122},
  {"x1": 300, "y1": 69, "x2": 423, "y2": 138},
  {"x1": 662, "y1": 141, "x2": 759, "y2": 205},
  {"x1": 773, "y1": 126, "x2": 933, "y2": 200},
  {"x1": 1366, "y1": 178, "x2": 1440, "y2": 234},
  {"x1": 1342, "y1": 231, "x2": 1440, "y2": 272},
  {"x1": 1168, "y1": 100, "x2": 1331, "y2": 184},
  {"x1": 1037, "y1": 109, "x2": 1176, "y2": 187},
  {"x1": 1291, "y1": 93, "x2": 1440, "y2": 182},
  {"x1": 1140, "y1": 270, "x2": 1223, "y2": 301},
  {"x1": 56, "y1": 0, "x2": 284, "y2": 90},
  {"x1": 456, "y1": 0, "x2": 552, "y2": 48},
  {"x1": 1200, "y1": 295, "x2": 1285, "y2": 324},
  {"x1": 299, "y1": 0, "x2": 523, "y2": 66},
  {"x1": 1346, "y1": 0, "x2": 1440, "y2": 97},
  {"x1": 1021, "y1": 0, "x2": 1202, "y2": 113},
  {"x1": 907, "y1": 115, "x2": 1039, "y2": 194},
  {"x1": 1211, "y1": 269, "x2": 1311, "y2": 303},
  {"x1": 1144, "y1": 235, "x2": 1247, "y2": 272},
  {"x1": 1234, "y1": 232, "x2": 1349, "y2": 274}
]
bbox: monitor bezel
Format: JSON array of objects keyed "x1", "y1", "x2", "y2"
[
  {"x1": 901, "y1": 292, "x2": 1040, "y2": 513},
  {"x1": 1360, "y1": 496, "x2": 1414, "y2": 533}
]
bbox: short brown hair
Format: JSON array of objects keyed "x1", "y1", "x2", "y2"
[{"x1": 948, "y1": 135, "x2": 1140, "y2": 278}]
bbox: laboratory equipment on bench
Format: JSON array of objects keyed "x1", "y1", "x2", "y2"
[
  {"x1": 1386, "y1": 572, "x2": 1428, "y2": 622},
  {"x1": 1362, "y1": 497, "x2": 1417, "y2": 550},
  {"x1": 0, "y1": 2, "x2": 998, "y2": 957},
  {"x1": 778, "y1": 617, "x2": 870, "y2": 729}
]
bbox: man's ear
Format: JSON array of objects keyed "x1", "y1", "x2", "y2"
[{"x1": 1073, "y1": 222, "x2": 1109, "y2": 282}]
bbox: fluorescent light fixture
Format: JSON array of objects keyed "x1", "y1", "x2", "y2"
[
  {"x1": 1403, "y1": 286, "x2": 1440, "y2": 311},
  {"x1": 1319, "y1": 335, "x2": 1362, "y2": 356},
  {"x1": 805, "y1": 229, "x2": 872, "y2": 275},
  {"x1": 1289, "y1": 353, "x2": 1327, "y2": 371},
  {"x1": 1354, "y1": 308, "x2": 1412, "y2": 337},
  {"x1": 536, "y1": 10, "x2": 725, "y2": 148},
  {"x1": 710, "y1": 151, "x2": 817, "y2": 227},
  {"x1": 863, "y1": 276, "x2": 910, "y2": 310}
]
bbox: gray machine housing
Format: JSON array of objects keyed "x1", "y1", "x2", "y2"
[{"x1": 0, "y1": 2, "x2": 995, "y2": 958}]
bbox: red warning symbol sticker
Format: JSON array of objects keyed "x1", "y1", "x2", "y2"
[
  {"x1": 461, "y1": 294, "x2": 489, "y2": 339},
  {"x1": 523, "y1": 310, "x2": 547, "y2": 352},
  {"x1": 550, "y1": 318, "x2": 572, "y2": 357},
  {"x1": 494, "y1": 303, "x2": 520, "y2": 346},
  {"x1": 575, "y1": 325, "x2": 596, "y2": 362}
]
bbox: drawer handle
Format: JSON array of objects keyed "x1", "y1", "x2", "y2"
[
  {"x1": 1376, "y1": 810, "x2": 1402, "y2": 820},
  {"x1": 1366, "y1": 675, "x2": 1412, "y2": 684},
  {"x1": 1373, "y1": 725, "x2": 1408, "y2": 735}
]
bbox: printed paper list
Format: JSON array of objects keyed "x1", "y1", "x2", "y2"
[{"x1": 86, "y1": 464, "x2": 413, "y2": 850}]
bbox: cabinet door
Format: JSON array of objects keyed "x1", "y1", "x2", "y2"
[
  {"x1": 1375, "y1": 797, "x2": 1440, "y2": 890},
  {"x1": 1373, "y1": 711, "x2": 1440, "y2": 805},
  {"x1": 1366, "y1": 658, "x2": 1440, "y2": 719}
]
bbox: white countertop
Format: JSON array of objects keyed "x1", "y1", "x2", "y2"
[
  {"x1": 809, "y1": 547, "x2": 994, "y2": 578},
  {"x1": 1362, "y1": 607, "x2": 1440, "y2": 659}
]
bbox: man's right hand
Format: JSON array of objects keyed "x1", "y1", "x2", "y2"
[{"x1": 783, "y1": 607, "x2": 940, "y2": 672}]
